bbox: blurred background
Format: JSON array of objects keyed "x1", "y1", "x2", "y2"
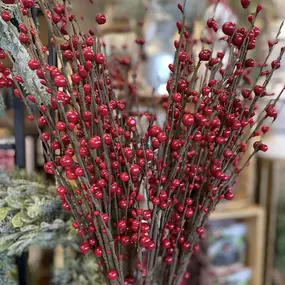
[{"x1": 0, "y1": 0, "x2": 285, "y2": 285}]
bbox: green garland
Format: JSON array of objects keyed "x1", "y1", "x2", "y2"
[{"x1": 0, "y1": 171, "x2": 104, "y2": 285}]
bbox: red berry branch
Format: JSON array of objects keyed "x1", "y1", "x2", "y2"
[{"x1": 0, "y1": 0, "x2": 284, "y2": 284}]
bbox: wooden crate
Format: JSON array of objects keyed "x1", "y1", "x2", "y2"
[
  {"x1": 210, "y1": 205, "x2": 265, "y2": 285},
  {"x1": 256, "y1": 155, "x2": 285, "y2": 285}
]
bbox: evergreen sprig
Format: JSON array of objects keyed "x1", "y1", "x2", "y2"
[{"x1": 0, "y1": 171, "x2": 104, "y2": 285}]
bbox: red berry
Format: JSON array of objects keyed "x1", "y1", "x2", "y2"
[
  {"x1": 130, "y1": 164, "x2": 141, "y2": 176},
  {"x1": 56, "y1": 186, "x2": 66, "y2": 195},
  {"x1": 248, "y1": 15, "x2": 254, "y2": 23},
  {"x1": 126, "y1": 116, "x2": 136, "y2": 127},
  {"x1": 22, "y1": 0, "x2": 35, "y2": 9},
  {"x1": 181, "y1": 241, "x2": 191, "y2": 250},
  {"x1": 94, "y1": 247, "x2": 103, "y2": 257},
  {"x1": 157, "y1": 132, "x2": 167, "y2": 142},
  {"x1": 199, "y1": 49, "x2": 211, "y2": 61},
  {"x1": 240, "y1": 0, "x2": 250, "y2": 9},
  {"x1": 51, "y1": 141, "x2": 60, "y2": 150},
  {"x1": 120, "y1": 172, "x2": 129, "y2": 182},
  {"x1": 19, "y1": 33, "x2": 29, "y2": 44},
  {"x1": 1, "y1": 11, "x2": 11, "y2": 21},
  {"x1": 162, "y1": 239, "x2": 171, "y2": 249},
  {"x1": 52, "y1": 13, "x2": 61, "y2": 24},
  {"x1": 178, "y1": 51, "x2": 187, "y2": 62},
  {"x1": 225, "y1": 191, "x2": 235, "y2": 200},
  {"x1": 88, "y1": 136, "x2": 102, "y2": 149},
  {"x1": 96, "y1": 14, "x2": 106, "y2": 25},
  {"x1": 261, "y1": 126, "x2": 269, "y2": 134},
  {"x1": 233, "y1": 33, "x2": 244, "y2": 47},
  {"x1": 80, "y1": 242, "x2": 90, "y2": 254},
  {"x1": 271, "y1": 60, "x2": 281, "y2": 69},
  {"x1": 185, "y1": 207, "x2": 194, "y2": 218},
  {"x1": 107, "y1": 270, "x2": 118, "y2": 281},
  {"x1": 72, "y1": 221, "x2": 79, "y2": 229},
  {"x1": 75, "y1": 167, "x2": 84, "y2": 177},
  {"x1": 135, "y1": 38, "x2": 145, "y2": 45},
  {"x1": 71, "y1": 73, "x2": 81, "y2": 84},
  {"x1": 62, "y1": 202, "x2": 70, "y2": 211},
  {"x1": 266, "y1": 105, "x2": 277, "y2": 118},
  {"x1": 0, "y1": 49, "x2": 6, "y2": 59},
  {"x1": 253, "y1": 85, "x2": 264, "y2": 96},
  {"x1": 256, "y1": 4, "x2": 262, "y2": 14},
  {"x1": 27, "y1": 115, "x2": 34, "y2": 121},
  {"x1": 2, "y1": 0, "x2": 16, "y2": 3},
  {"x1": 207, "y1": 18, "x2": 215, "y2": 28},
  {"x1": 222, "y1": 22, "x2": 235, "y2": 36},
  {"x1": 54, "y1": 4, "x2": 64, "y2": 14},
  {"x1": 245, "y1": 58, "x2": 255, "y2": 67},
  {"x1": 86, "y1": 36, "x2": 94, "y2": 46},
  {"x1": 253, "y1": 26, "x2": 261, "y2": 37},
  {"x1": 40, "y1": 132, "x2": 50, "y2": 141},
  {"x1": 54, "y1": 75, "x2": 67, "y2": 87},
  {"x1": 28, "y1": 59, "x2": 40, "y2": 70},
  {"x1": 60, "y1": 155, "x2": 73, "y2": 168},
  {"x1": 217, "y1": 52, "x2": 225, "y2": 59},
  {"x1": 177, "y1": 3, "x2": 183, "y2": 12},
  {"x1": 95, "y1": 53, "x2": 105, "y2": 65},
  {"x1": 0, "y1": 78, "x2": 7, "y2": 88},
  {"x1": 66, "y1": 111, "x2": 79, "y2": 124},
  {"x1": 148, "y1": 125, "x2": 161, "y2": 137},
  {"x1": 163, "y1": 255, "x2": 173, "y2": 264},
  {"x1": 173, "y1": 92, "x2": 182, "y2": 103},
  {"x1": 43, "y1": 161, "x2": 55, "y2": 175},
  {"x1": 247, "y1": 39, "x2": 256, "y2": 50},
  {"x1": 98, "y1": 105, "x2": 108, "y2": 117},
  {"x1": 83, "y1": 48, "x2": 94, "y2": 61},
  {"x1": 182, "y1": 114, "x2": 194, "y2": 126},
  {"x1": 254, "y1": 142, "x2": 268, "y2": 152},
  {"x1": 196, "y1": 226, "x2": 204, "y2": 236}
]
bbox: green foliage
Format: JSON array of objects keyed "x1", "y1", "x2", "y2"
[
  {"x1": 52, "y1": 251, "x2": 105, "y2": 285},
  {"x1": 0, "y1": 2, "x2": 51, "y2": 106},
  {"x1": 0, "y1": 95, "x2": 6, "y2": 117},
  {"x1": 0, "y1": 173, "x2": 69, "y2": 256},
  {"x1": 0, "y1": 252, "x2": 17, "y2": 285},
  {"x1": 0, "y1": 171, "x2": 105, "y2": 285}
]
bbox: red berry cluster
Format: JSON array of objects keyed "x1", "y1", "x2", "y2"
[{"x1": 1, "y1": 0, "x2": 284, "y2": 284}]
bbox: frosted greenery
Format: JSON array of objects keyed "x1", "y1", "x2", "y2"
[
  {"x1": 0, "y1": 172, "x2": 69, "y2": 255},
  {"x1": 0, "y1": 171, "x2": 104, "y2": 285},
  {"x1": 52, "y1": 251, "x2": 105, "y2": 285},
  {"x1": 0, "y1": 2, "x2": 51, "y2": 106},
  {"x1": 0, "y1": 95, "x2": 5, "y2": 117},
  {"x1": 0, "y1": 252, "x2": 17, "y2": 285}
]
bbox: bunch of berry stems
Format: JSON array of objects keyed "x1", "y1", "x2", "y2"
[{"x1": 0, "y1": 0, "x2": 284, "y2": 284}]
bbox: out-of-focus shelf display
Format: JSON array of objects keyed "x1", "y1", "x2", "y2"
[
  {"x1": 0, "y1": 136, "x2": 15, "y2": 172},
  {"x1": 209, "y1": 205, "x2": 265, "y2": 285},
  {"x1": 208, "y1": 220, "x2": 249, "y2": 284},
  {"x1": 256, "y1": 154, "x2": 285, "y2": 285}
]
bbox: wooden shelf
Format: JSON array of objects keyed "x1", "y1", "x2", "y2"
[
  {"x1": 210, "y1": 204, "x2": 263, "y2": 220},
  {"x1": 210, "y1": 204, "x2": 265, "y2": 285}
]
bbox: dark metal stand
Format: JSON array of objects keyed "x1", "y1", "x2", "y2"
[
  {"x1": 13, "y1": 95, "x2": 25, "y2": 168},
  {"x1": 13, "y1": 95, "x2": 27, "y2": 285}
]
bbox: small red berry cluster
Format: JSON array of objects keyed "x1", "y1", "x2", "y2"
[{"x1": 0, "y1": 0, "x2": 284, "y2": 284}]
